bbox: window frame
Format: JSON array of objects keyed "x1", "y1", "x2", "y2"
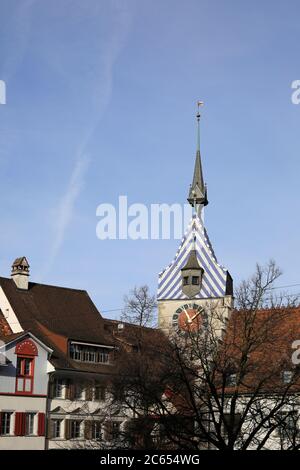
[
  {"x1": 1, "y1": 411, "x2": 12, "y2": 435},
  {"x1": 282, "y1": 370, "x2": 293, "y2": 384},
  {"x1": 70, "y1": 420, "x2": 82, "y2": 439},
  {"x1": 74, "y1": 383, "x2": 85, "y2": 400},
  {"x1": 277, "y1": 411, "x2": 299, "y2": 440},
  {"x1": 53, "y1": 378, "x2": 65, "y2": 398},
  {"x1": 25, "y1": 412, "x2": 36, "y2": 436},
  {"x1": 15, "y1": 356, "x2": 35, "y2": 395},
  {"x1": 226, "y1": 373, "x2": 237, "y2": 387},
  {"x1": 94, "y1": 385, "x2": 106, "y2": 401},
  {"x1": 52, "y1": 419, "x2": 62, "y2": 439},
  {"x1": 69, "y1": 343, "x2": 111, "y2": 364},
  {"x1": 92, "y1": 421, "x2": 102, "y2": 440},
  {"x1": 111, "y1": 421, "x2": 121, "y2": 440}
]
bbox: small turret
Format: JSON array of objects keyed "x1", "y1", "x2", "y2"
[{"x1": 11, "y1": 257, "x2": 30, "y2": 290}]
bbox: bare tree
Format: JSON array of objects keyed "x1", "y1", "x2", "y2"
[
  {"x1": 111, "y1": 261, "x2": 300, "y2": 450},
  {"x1": 121, "y1": 285, "x2": 157, "y2": 328}
]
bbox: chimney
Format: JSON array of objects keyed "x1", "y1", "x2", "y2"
[{"x1": 11, "y1": 257, "x2": 30, "y2": 290}]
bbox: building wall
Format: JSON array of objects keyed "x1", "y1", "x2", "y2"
[
  {"x1": 0, "y1": 335, "x2": 50, "y2": 450},
  {"x1": 0, "y1": 395, "x2": 46, "y2": 450},
  {"x1": 46, "y1": 376, "x2": 127, "y2": 449}
]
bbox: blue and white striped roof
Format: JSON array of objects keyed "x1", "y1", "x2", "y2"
[{"x1": 157, "y1": 214, "x2": 230, "y2": 300}]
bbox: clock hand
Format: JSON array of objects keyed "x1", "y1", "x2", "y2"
[
  {"x1": 183, "y1": 308, "x2": 192, "y2": 323},
  {"x1": 190, "y1": 312, "x2": 200, "y2": 321}
]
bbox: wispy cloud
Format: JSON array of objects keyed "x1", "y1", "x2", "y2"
[
  {"x1": 31, "y1": 1, "x2": 133, "y2": 280},
  {"x1": 42, "y1": 153, "x2": 89, "y2": 277},
  {"x1": 1, "y1": 0, "x2": 37, "y2": 80}
]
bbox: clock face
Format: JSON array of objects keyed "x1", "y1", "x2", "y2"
[{"x1": 172, "y1": 303, "x2": 207, "y2": 332}]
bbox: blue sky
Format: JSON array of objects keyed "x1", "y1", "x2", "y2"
[{"x1": 0, "y1": 0, "x2": 299, "y2": 318}]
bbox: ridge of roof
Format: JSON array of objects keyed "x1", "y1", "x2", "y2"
[{"x1": 0, "y1": 276, "x2": 89, "y2": 294}]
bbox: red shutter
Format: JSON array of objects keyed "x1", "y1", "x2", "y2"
[
  {"x1": 21, "y1": 413, "x2": 26, "y2": 435},
  {"x1": 15, "y1": 412, "x2": 26, "y2": 436},
  {"x1": 38, "y1": 413, "x2": 45, "y2": 436}
]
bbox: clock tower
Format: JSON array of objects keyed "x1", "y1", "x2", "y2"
[{"x1": 157, "y1": 104, "x2": 233, "y2": 335}]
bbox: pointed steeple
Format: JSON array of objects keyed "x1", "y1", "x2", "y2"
[{"x1": 187, "y1": 102, "x2": 208, "y2": 213}]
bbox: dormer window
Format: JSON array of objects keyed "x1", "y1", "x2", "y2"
[
  {"x1": 69, "y1": 342, "x2": 113, "y2": 364},
  {"x1": 282, "y1": 370, "x2": 293, "y2": 384},
  {"x1": 16, "y1": 357, "x2": 34, "y2": 393},
  {"x1": 226, "y1": 373, "x2": 237, "y2": 387},
  {"x1": 15, "y1": 339, "x2": 38, "y2": 395},
  {"x1": 181, "y1": 249, "x2": 204, "y2": 298}
]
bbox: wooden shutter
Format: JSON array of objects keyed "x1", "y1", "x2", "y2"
[
  {"x1": 84, "y1": 420, "x2": 92, "y2": 440},
  {"x1": 49, "y1": 380, "x2": 55, "y2": 398},
  {"x1": 65, "y1": 419, "x2": 71, "y2": 439},
  {"x1": 104, "y1": 421, "x2": 112, "y2": 441},
  {"x1": 37, "y1": 413, "x2": 45, "y2": 436},
  {"x1": 94, "y1": 383, "x2": 106, "y2": 401},
  {"x1": 65, "y1": 379, "x2": 70, "y2": 399},
  {"x1": 14, "y1": 412, "x2": 21, "y2": 436},
  {"x1": 85, "y1": 383, "x2": 93, "y2": 401},
  {"x1": 100, "y1": 386, "x2": 106, "y2": 401},
  {"x1": 47, "y1": 418, "x2": 54, "y2": 439},
  {"x1": 15, "y1": 412, "x2": 25, "y2": 436}
]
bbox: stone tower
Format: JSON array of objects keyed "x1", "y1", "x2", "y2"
[{"x1": 157, "y1": 104, "x2": 233, "y2": 334}]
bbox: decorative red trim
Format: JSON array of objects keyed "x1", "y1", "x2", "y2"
[
  {"x1": 0, "y1": 392, "x2": 47, "y2": 397},
  {"x1": 15, "y1": 339, "x2": 38, "y2": 356}
]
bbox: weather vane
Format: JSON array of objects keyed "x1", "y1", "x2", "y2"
[{"x1": 197, "y1": 100, "x2": 204, "y2": 121}]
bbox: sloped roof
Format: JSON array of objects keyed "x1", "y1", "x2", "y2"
[
  {"x1": 0, "y1": 331, "x2": 26, "y2": 344},
  {"x1": 0, "y1": 277, "x2": 115, "y2": 374},
  {"x1": 12, "y1": 257, "x2": 29, "y2": 268},
  {"x1": 219, "y1": 306, "x2": 300, "y2": 393},
  {"x1": 158, "y1": 214, "x2": 231, "y2": 300},
  {"x1": 181, "y1": 249, "x2": 202, "y2": 271},
  {"x1": 0, "y1": 277, "x2": 111, "y2": 345}
]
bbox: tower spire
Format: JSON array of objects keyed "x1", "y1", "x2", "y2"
[{"x1": 187, "y1": 101, "x2": 208, "y2": 215}]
